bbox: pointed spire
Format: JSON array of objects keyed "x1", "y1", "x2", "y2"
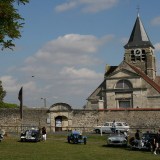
[{"x1": 124, "y1": 14, "x2": 154, "y2": 49}]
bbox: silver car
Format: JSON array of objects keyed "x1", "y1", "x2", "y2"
[{"x1": 107, "y1": 133, "x2": 128, "y2": 147}]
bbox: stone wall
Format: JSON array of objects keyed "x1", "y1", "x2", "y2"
[
  {"x1": 69, "y1": 109, "x2": 160, "y2": 132},
  {"x1": 0, "y1": 108, "x2": 160, "y2": 133},
  {"x1": 0, "y1": 108, "x2": 48, "y2": 133}
]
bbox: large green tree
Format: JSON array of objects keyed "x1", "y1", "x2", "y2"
[{"x1": 0, "y1": 0, "x2": 29, "y2": 50}]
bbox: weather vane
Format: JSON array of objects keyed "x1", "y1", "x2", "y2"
[{"x1": 136, "y1": 5, "x2": 140, "y2": 16}]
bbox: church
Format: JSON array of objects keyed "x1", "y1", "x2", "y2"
[{"x1": 86, "y1": 13, "x2": 160, "y2": 110}]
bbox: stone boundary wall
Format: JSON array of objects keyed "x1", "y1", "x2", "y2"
[
  {"x1": 0, "y1": 108, "x2": 160, "y2": 133},
  {"x1": 0, "y1": 108, "x2": 48, "y2": 132},
  {"x1": 71, "y1": 109, "x2": 160, "y2": 132}
]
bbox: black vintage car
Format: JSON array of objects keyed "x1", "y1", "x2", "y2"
[
  {"x1": 67, "y1": 131, "x2": 87, "y2": 144},
  {"x1": 20, "y1": 128, "x2": 41, "y2": 142},
  {"x1": 129, "y1": 132, "x2": 156, "y2": 151},
  {"x1": 0, "y1": 129, "x2": 5, "y2": 142},
  {"x1": 0, "y1": 134, "x2": 3, "y2": 142}
]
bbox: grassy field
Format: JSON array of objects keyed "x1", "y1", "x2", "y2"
[{"x1": 0, "y1": 133, "x2": 159, "y2": 160}]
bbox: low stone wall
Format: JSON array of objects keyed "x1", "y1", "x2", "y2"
[
  {"x1": 0, "y1": 108, "x2": 48, "y2": 133},
  {"x1": 0, "y1": 108, "x2": 160, "y2": 133},
  {"x1": 71, "y1": 109, "x2": 160, "y2": 132}
]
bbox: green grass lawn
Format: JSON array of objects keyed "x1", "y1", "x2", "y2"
[{"x1": 0, "y1": 133, "x2": 159, "y2": 160}]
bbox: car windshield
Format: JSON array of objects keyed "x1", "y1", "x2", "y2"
[
  {"x1": 72, "y1": 131, "x2": 80, "y2": 135},
  {"x1": 110, "y1": 133, "x2": 125, "y2": 137},
  {"x1": 123, "y1": 123, "x2": 128, "y2": 126},
  {"x1": 143, "y1": 133, "x2": 156, "y2": 138}
]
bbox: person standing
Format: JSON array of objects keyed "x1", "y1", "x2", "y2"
[
  {"x1": 135, "y1": 130, "x2": 140, "y2": 140},
  {"x1": 111, "y1": 120, "x2": 116, "y2": 133},
  {"x1": 42, "y1": 127, "x2": 47, "y2": 141},
  {"x1": 135, "y1": 129, "x2": 142, "y2": 148},
  {"x1": 153, "y1": 130, "x2": 160, "y2": 155}
]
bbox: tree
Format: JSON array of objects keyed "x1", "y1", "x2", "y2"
[
  {"x1": 0, "y1": 0, "x2": 29, "y2": 50},
  {"x1": 0, "y1": 80, "x2": 6, "y2": 102}
]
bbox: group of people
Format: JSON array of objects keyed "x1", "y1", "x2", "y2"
[
  {"x1": 134, "y1": 129, "x2": 160, "y2": 155},
  {"x1": 111, "y1": 120, "x2": 160, "y2": 155},
  {"x1": 153, "y1": 130, "x2": 160, "y2": 155}
]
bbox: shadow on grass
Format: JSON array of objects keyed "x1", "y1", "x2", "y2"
[{"x1": 102, "y1": 144, "x2": 152, "y2": 154}]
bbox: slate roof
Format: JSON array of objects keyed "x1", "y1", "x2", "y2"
[
  {"x1": 104, "y1": 66, "x2": 117, "y2": 77},
  {"x1": 124, "y1": 14, "x2": 154, "y2": 49}
]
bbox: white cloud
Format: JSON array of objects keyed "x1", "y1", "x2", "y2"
[
  {"x1": 151, "y1": 16, "x2": 160, "y2": 26},
  {"x1": 60, "y1": 67, "x2": 103, "y2": 79},
  {"x1": 25, "y1": 34, "x2": 114, "y2": 66},
  {"x1": 0, "y1": 76, "x2": 19, "y2": 92},
  {"x1": 55, "y1": 0, "x2": 119, "y2": 13},
  {"x1": 0, "y1": 75, "x2": 37, "y2": 94},
  {"x1": 55, "y1": 1, "x2": 77, "y2": 12},
  {"x1": 5, "y1": 33, "x2": 112, "y2": 108},
  {"x1": 154, "y1": 43, "x2": 160, "y2": 52},
  {"x1": 120, "y1": 37, "x2": 128, "y2": 45}
]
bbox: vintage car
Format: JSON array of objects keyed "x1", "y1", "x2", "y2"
[
  {"x1": 67, "y1": 130, "x2": 87, "y2": 144},
  {"x1": 94, "y1": 122, "x2": 130, "y2": 134},
  {"x1": 0, "y1": 134, "x2": 3, "y2": 142},
  {"x1": 20, "y1": 128, "x2": 41, "y2": 142},
  {"x1": 129, "y1": 132, "x2": 156, "y2": 151},
  {"x1": 107, "y1": 133, "x2": 128, "y2": 147},
  {"x1": 0, "y1": 129, "x2": 5, "y2": 142}
]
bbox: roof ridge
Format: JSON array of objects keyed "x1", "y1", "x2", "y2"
[{"x1": 125, "y1": 61, "x2": 160, "y2": 93}]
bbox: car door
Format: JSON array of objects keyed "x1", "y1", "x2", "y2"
[
  {"x1": 115, "y1": 122, "x2": 123, "y2": 131},
  {"x1": 104, "y1": 122, "x2": 111, "y2": 133}
]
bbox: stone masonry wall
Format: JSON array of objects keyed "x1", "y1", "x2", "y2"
[
  {"x1": 1, "y1": 108, "x2": 160, "y2": 133},
  {"x1": 71, "y1": 109, "x2": 160, "y2": 132},
  {"x1": 0, "y1": 108, "x2": 48, "y2": 132}
]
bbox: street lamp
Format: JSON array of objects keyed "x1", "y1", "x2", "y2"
[{"x1": 41, "y1": 97, "x2": 46, "y2": 108}]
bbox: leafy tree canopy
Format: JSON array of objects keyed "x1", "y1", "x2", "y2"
[{"x1": 0, "y1": 0, "x2": 29, "y2": 50}]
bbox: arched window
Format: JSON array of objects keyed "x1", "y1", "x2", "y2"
[{"x1": 115, "y1": 80, "x2": 132, "y2": 89}]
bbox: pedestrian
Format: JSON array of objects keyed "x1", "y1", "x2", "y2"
[
  {"x1": 135, "y1": 129, "x2": 140, "y2": 140},
  {"x1": 42, "y1": 127, "x2": 47, "y2": 141},
  {"x1": 135, "y1": 129, "x2": 142, "y2": 148},
  {"x1": 111, "y1": 120, "x2": 116, "y2": 133},
  {"x1": 153, "y1": 129, "x2": 160, "y2": 155}
]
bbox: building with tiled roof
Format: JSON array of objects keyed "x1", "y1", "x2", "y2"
[{"x1": 86, "y1": 13, "x2": 160, "y2": 110}]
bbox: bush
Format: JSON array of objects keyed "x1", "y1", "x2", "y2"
[{"x1": 0, "y1": 102, "x2": 18, "y2": 108}]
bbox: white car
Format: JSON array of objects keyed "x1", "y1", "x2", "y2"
[
  {"x1": 93, "y1": 122, "x2": 129, "y2": 134},
  {"x1": 107, "y1": 133, "x2": 128, "y2": 147}
]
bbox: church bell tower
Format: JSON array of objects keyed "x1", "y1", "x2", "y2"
[{"x1": 124, "y1": 14, "x2": 156, "y2": 80}]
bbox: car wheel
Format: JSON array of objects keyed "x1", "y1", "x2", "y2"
[
  {"x1": 75, "y1": 138, "x2": 78, "y2": 144},
  {"x1": 95, "y1": 129, "x2": 100, "y2": 134},
  {"x1": 67, "y1": 136, "x2": 70, "y2": 143},
  {"x1": 84, "y1": 138, "x2": 87, "y2": 145},
  {"x1": 149, "y1": 144, "x2": 154, "y2": 152}
]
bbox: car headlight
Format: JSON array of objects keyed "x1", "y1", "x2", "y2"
[
  {"x1": 107, "y1": 139, "x2": 112, "y2": 143},
  {"x1": 122, "y1": 140, "x2": 127, "y2": 144}
]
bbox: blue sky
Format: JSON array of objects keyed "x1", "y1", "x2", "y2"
[{"x1": 1, "y1": 0, "x2": 160, "y2": 109}]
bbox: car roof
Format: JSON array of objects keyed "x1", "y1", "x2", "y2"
[{"x1": 105, "y1": 122, "x2": 127, "y2": 123}]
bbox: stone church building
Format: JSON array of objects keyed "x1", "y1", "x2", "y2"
[
  {"x1": 86, "y1": 13, "x2": 160, "y2": 110},
  {"x1": 1, "y1": 13, "x2": 160, "y2": 133}
]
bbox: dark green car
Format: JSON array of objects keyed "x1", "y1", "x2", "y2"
[{"x1": 67, "y1": 131, "x2": 87, "y2": 144}]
